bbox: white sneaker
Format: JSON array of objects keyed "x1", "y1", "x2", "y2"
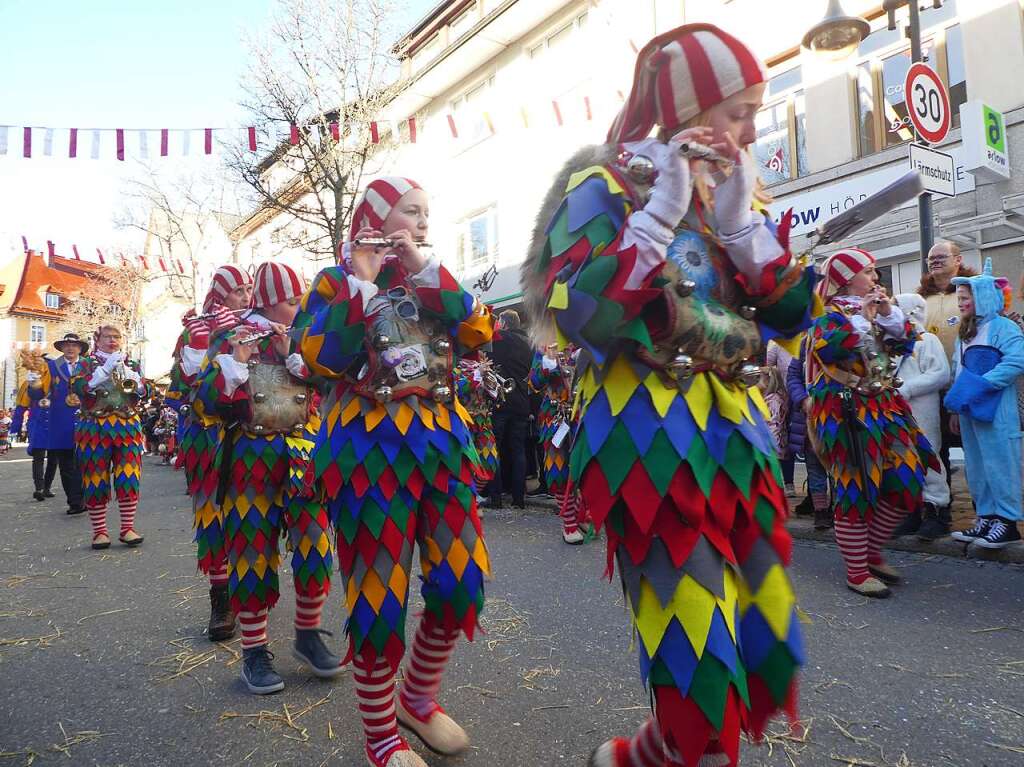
[{"x1": 562, "y1": 529, "x2": 585, "y2": 545}]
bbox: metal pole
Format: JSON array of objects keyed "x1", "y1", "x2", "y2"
[{"x1": 907, "y1": 0, "x2": 935, "y2": 273}]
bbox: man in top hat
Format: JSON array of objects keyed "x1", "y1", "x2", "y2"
[{"x1": 15, "y1": 333, "x2": 88, "y2": 514}]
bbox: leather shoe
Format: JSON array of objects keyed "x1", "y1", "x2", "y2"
[{"x1": 396, "y1": 695, "x2": 469, "y2": 755}]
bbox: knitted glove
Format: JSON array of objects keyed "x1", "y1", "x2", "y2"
[
  {"x1": 712, "y1": 149, "x2": 756, "y2": 236},
  {"x1": 637, "y1": 138, "x2": 692, "y2": 230}
]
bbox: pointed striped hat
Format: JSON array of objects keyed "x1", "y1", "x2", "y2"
[
  {"x1": 203, "y1": 264, "x2": 254, "y2": 312},
  {"x1": 608, "y1": 24, "x2": 767, "y2": 144},
  {"x1": 252, "y1": 261, "x2": 305, "y2": 309},
  {"x1": 348, "y1": 177, "x2": 423, "y2": 242}
]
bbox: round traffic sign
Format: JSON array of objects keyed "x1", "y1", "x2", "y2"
[{"x1": 904, "y1": 62, "x2": 951, "y2": 144}]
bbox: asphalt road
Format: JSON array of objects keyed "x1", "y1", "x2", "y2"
[{"x1": 1, "y1": 453, "x2": 1022, "y2": 767}]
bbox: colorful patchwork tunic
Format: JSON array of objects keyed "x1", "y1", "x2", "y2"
[
  {"x1": 294, "y1": 256, "x2": 493, "y2": 673},
  {"x1": 71, "y1": 353, "x2": 151, "y2": 508},
  {"x1": 190, "y1": 317, "x2": 332, "y2": 614},
  {"x1": 523, "y1": 153, "x2": 813, "y2": 764},
  {"x1": 454, "y1": 359, "x2": 499, "y2": 486},
  {"x1": 807, "y1": 302, "x2": 936, "y2": 522},
  {"x1": 527, "y1": 350, "x2": 575, "y2": 496},
  {"x1": 169, "y1": 327, "x2": 229, "y2": 575}
]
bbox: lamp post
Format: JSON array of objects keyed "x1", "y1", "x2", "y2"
[{"x1": 804, "y1": 1, "x2": 943, "y2": 272}]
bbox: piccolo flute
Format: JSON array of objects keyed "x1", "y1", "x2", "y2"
[
  {"x1": 677, "y1": 142, "x2": 734, "y2": 167},
  {"x1": 353, "y1": 238, "x2": 433, "y2": 248},
  {"x1": 192, "y1": 308, "x2": 248, "y2": 322},
  {"x1": 231, "y1": 329, "x2": 277, "y2": 345}
]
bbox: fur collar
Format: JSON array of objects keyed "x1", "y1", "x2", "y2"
[{"x1": 918, "y1": 265, "x2": 977, "y2": 297}]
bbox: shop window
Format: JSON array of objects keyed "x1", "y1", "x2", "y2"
[
  {"x1": 449, "y1": 4, "x2": 476, "y2": 42},
  {"x1": 856, "y1": 62, "x2": 878, "y2": 157},
  {"x1": 457, "y1": 206, "x2": 498, "y2": 272},
  {"x1": 753, "y1": 67, "x2": 808, "y2": 184}
]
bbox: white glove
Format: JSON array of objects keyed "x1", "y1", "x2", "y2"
[
  {"x1": 712, "y1": 150, "x2": 756, "y2": 236},
  {"x1": 637, "y1": 138, "x2": 692, "y2": 230},
  {"x1": 541, "y1": 355, "x2": 558, "y2": 372},
  {"x1": 26, "y1": 372, "x2": 41, "y2": 384},
  {"x1": 102, "y1": 352, "x2": 124, "y2": 372},
  {"x1": 122, "y1": 367, "x2": 142, "y2": 384}
]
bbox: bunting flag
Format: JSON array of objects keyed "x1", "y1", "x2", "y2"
[
  {"x1": 408, "y1": 116, "x2": 417, "y2": 143},
  {"x1": 160, "y1": 128, "x2": 169, "y2": 157},
  {"x1": 447, "y1": 114, "x2": 458, "y2": 138},
  {"x1": 290, "y1": 124, "x2": 300, "y2": 145},
  {"x1": 69, "y1": 127, "x2": 78, "y2": 158},
  {"x1": 116, "y1": 129, "x2": 125, "y2": 161},
  {"x1": 248, "y1": 126, "x2": 258, "y2": 151}
]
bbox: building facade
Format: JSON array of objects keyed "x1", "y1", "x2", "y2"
[{"x1": 238, "y1": 0, "x2": 1024, "y2": 314}]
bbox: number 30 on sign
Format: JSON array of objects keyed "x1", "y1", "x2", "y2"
[{"x1": 904, "y1": 62, "x2": 951, "y2": 144}]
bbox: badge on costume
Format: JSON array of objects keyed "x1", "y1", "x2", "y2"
[{"x1": 552, "y1": 420, "x2": 570, "y2": 448}]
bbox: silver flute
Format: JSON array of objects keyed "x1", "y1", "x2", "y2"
[
  {"x1": 232, "y1": 329, "x2": 277, "y2": 346},
  {"x1": 354, "y1": 238, "x2": 433, "y2": 248},
  {"x1": 678, "y1": 142, "x2": 734, "y2": 167},
  {"x1": 192, "y1": 308, "x2": 248, "y2": 322}
]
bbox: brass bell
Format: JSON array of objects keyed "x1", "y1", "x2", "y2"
[
  {"x1": 293, "y1": 393, "x2": 307, "y2": 404},
  {"x1": 373, "y1": 333, "x2": 391, "y2": 350},
  {"x1": 374, "y1": 385, "x2": 393, "y2": 403},
  {"x1": 253, "y1": 392, "x2": 267, "y2": 403},
  {"x1": 432, "y1": 384, "x2": 452, "y2": 402},
  {"x1": 292, "y1": 423, "x2": 305, "y2": 433},
  {"x1": 892, "y1": 376, "x2": 904, "y2": 388},
  {"x1": 431, "y1": 337, "x2": 452, "y2": 355},
  {"x1": 97, "y1": 388, "x2": 109, "y2": 398},
  {"x1": 887, "y1": 360, "x2": 899, "y2": 372},
  {"x1": 868, "y1": 380, "x2": 883, "y2": 394},
  {"x1": 738, "y1": 305, "x2": 756, "y2": 320},
  {"x1": 625, "y1": 154, "x2": 656, "y2": 184},
  {"x1": 667, "y1": 353, "x2": 694, "y2": 380},
  {"x1": 739, "y1": 363, "x2": 761, "y2": 386},
  {"x1": 675, "y1": 279, "x2": 697, "y2": 298},
  {"x1": 870, "y1": 364, "x2": 883, "y2": 375},
  {"x1": 247, "y1": 360, "x2": 259, "y2": 369},
  {"x1": 180, "y1": 405, "x2": 191, "y2": 416},
  {"x1": 251, "y1": 424, "x2": 266, "y2": 434}
]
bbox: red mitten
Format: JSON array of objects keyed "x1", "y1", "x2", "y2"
[
  {"x1": 208, "y1": 304, "x2": 240, "y2": 333},
  {"x1": 184, "y1": 312, "x2": 211, "y2": 350}
]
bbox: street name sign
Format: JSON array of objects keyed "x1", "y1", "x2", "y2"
[{"x1": 909, "y1": 144, "x2": 956, "y2": 197}]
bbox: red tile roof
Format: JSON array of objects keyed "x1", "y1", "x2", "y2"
[{"x1": 8, "y1": 250, "x2": 114, "y2": 319}]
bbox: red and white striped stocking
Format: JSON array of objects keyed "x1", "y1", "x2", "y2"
[
  {"x1": 399, "y1": 612, "x2": 459, "y2": 719},
  {"x1": 833, "y1": 517, "x2": 870, "y2": 584},
  {"x1": 354, "y1": 653, "x2": 406, "y2": 766},
  {"x1": 208, "y1": 562, "x2": 229, "y2": 588},
  {"x1": 117, "y1": 496, "x2": 138, "y2": 536},
  {"x1": 238, "y1": 608, "x2": 268, "y2": 650},
  {"x1": 867, "y1": 501, "x2": 906, "y2": 565},
  {"x1": 87, "y1": 503, "x2": 108, "y2": 539},
  {"x1": 294, "y1": 592, "x2": 326, "y2": 630},
  {"x1": 560, "y1": 488, "x2": 581, "y2": 536}
]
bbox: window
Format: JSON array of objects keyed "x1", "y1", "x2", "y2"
[
  {"x1": 853, "y1": 9, "x2": 966, "y2": 158},
  {"x1": 30, "y1": 324, "x2": 44, "y2": 344},
  {"x1": 44, "y1": 292, "x2": 59, "y2": 309},
  {"x1": 449, "y1": 4, "x2": 476, "y2": 42},
  {"x1": 753, "y1": 67, "x2": 808, "y2": 184},
  {"x1": 411, "y1": 34, "x2": 440, "y2": 71},
  {"x1": 527, "y1": 11, "x2": 587, "y2": 61},
  {"x1": 450, "y1": 77, "x2": 495, "y2": 145},
  {"x1": 457, "y1": 206, "x2": 499, "y2": 272}
]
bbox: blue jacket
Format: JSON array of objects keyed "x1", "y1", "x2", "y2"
[{"x1": 23, "y1": 357, "x2": 81, "y2": 451}]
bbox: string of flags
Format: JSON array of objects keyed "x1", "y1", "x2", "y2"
[
  {"x1": 0, "y1": 89, "x2": 626, "y2": 161},
  {"x1": 27, "y1": 236, "x2": 193, "y2": 274}
]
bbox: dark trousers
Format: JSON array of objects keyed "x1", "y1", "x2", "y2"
[
  {"x1": 488, "y1": 411, "x2": 527, "y2": 506},
  {"x1": 34, "y1": 448, "x2": 83, "y2": 508}
]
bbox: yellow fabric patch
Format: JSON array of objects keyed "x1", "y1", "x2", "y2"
[{"x1": 548, "y1": 281, "x2": 569, "y2": 311}]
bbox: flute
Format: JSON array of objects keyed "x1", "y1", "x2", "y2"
[
  {"x1": 231, "y1": 329, "x2": 277, "y2": 346},
  {"x1": 354, "y1": 238, "x2": 433, "y2": 248},
  {"x1": 677, "y1": 142, "x2": 734, "y2": 168},
  {"x1": 192, "y1": 308, "x2": 248, "y2": 322}
]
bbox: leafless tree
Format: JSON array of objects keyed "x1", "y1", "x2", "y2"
[
  {"x1": 60, "y1": 261, "x2": 145, "y2": 352},
  {"x1": 225, "y1": 0, "x2": 406, "y2": 263}
]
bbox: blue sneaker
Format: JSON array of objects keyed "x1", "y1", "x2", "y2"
[
  {"x1": 292, "y1": 629, "x2": 345, "y2": 678},
  {"x1": 241, "y1": 646, "x2": 284, "y2": 694}
]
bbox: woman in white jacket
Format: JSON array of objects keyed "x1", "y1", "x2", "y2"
[{"x1": 893, "y1": 293, "x2": 952, "y2": 539}]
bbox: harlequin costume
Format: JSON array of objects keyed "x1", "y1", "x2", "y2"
[
  {"x1": 71, "y1": 334, "x2": 152, "y2": 549},
  {"x1": 528, "y1": 348, "x2": 589, "y2": 544},
  {"x1": 454, "y1": 356, "x2": 499, "y2": 488},
  {"x1": 945, "y1": 260, "x2": 1024, "y2": 548},
  {"x1": 189, "y1": 261, "x2": 341, "y2": 693},
  {"x1": 294, "y1": 177, "x2": 494, "y2": 767},
  {"x1": 807, "y1": 249, "x2": 937, "y2": 598},
  {"x1": 521, "y1": 25, "x2": 811, "y2": 767},
  {"x1": 169, "y1": 265, "x2": 253, "y2": 642}
]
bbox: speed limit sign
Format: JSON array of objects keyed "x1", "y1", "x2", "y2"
[{"x1": 904, "y1": 62, "x2": 951, "y2": 144}]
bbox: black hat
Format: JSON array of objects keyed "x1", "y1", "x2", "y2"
[{"x1": 54, "y1": 332, "x2": 89, "y2": 354}]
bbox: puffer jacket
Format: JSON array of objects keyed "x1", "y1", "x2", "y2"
[{"x1": 785, "y1": 355, "x2": 808, "y2": 457}]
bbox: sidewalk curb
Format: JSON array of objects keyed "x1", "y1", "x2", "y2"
[{"x1": 523, "y1": 496, "x2": 1024, "y2": 565}]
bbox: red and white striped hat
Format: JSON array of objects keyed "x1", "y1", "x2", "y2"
[
  {"x1": 252, "y1": 261, "x2": 305, "y2": 309},
  {"x1": 348, "y1": 177, "x2": 422, "y2": 241},
  {"x1": 818, "y1": 248, "x2": 875, "y2": 302},
  {"x1": 608, "y1": 24, "x2": 767, "y2": 144},
  {"x1": 202, "y1": 264, "x2": 253, "y2": 312}
]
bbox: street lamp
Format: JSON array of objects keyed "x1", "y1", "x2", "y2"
[{"x1": 802, "y1": 0, "x2": 870, "y2": 60}]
